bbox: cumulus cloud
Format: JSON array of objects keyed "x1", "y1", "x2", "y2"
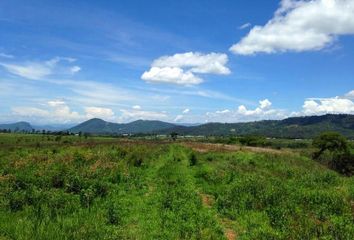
[
  {"x1": 206, "y1": 99, "x2": 287, "y2": 122},
  {"x1": 230, "y1": 0, "x2": 354, "y2": 55},
  {"x1": 132, "y1": 105, "x2": 142, "y2": 110},
  {"x1": 142, "y1": 52, "x2": 230, "y2": 85},
  {"x1": 0, "y1": 57, "x2": 80, "y2": 80},
  {"x1": 302, "y1": 97, "x2": 354, "y2": 115},
  {"x1": 12, "y1": 100, "x2": 83, "y2": 124},
  {"x1": 70, "y1": 66, "x2": 81, "y2": 74},
  {"x1": 85, "y1": 107, "x2": 115, "y2": 120},
  {"x1": 182, "y1": 108, "x2": 190, "y2": 114},
  {"x1": 142, "y1": 67, "x2": 202, "y2": 85},
  {"x1": 345, "y1": 90, "x2": 354, "y2": 99},
  {"x1": 119, "y1": 108, "x2": 168, "y2": 122}
]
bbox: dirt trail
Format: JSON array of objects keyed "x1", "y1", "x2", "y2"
[
  {"x1": 199, "y1": 193, "x2": 237, "y2": 240},
  {"x1": 182, "y1": 142, "x2": 284, "y2": 154},
  {"x1": 225, "y1": 228, "x2": 237, "y2": 240}
]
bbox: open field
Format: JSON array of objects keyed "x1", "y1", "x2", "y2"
[{"x1": 0, "y1": 134, "x2": 353, "y2": 239}]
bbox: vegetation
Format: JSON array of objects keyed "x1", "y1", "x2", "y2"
[
  {"x1": 161, "y1": 114, "x2": 354, "y2": 138},
  {"x1": 3, "y1": 114, "x2": 354, "y2": 139},
  {"x1": 0, "y1": 133, "x2": 353, "y2": 239},
  {"x1": 313, "y1": 132, "x2": 354, "y2": 176}
]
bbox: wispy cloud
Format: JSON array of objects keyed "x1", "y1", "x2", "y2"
[
  {"x1": 238, "y1": 22, "x2": 251, "y2": 30},
  {"x1": 0, "y1": 57, "x2": 80, "y2": 80},
  {"x1": 0, "y1": 53, "x2": 14, "y2": 58}
]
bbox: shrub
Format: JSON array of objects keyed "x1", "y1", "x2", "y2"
[
  {"x1": 107, "y1": 202, "x2": 122, "y2": 225},
  {"x1": 80, "y1": 187, "x2": 95, "y2": 208},
  {"x1": 51, "y1": 171, "x2": 66, "y2": 188},
  {"x1": 189, "y1": 153, "x2": 197, "y2": 166},
  {"x1": 313, "y1": 132, "x2": 354, "y2": 175},
  {"x1": 239, "y1": 135, "x2": 269, "y2": 147},
  {"x1": 93, "y1": 181, "x2": 109, "y2": 198},
  {"x1": 8, "y1": 191, "x2": 26, "y2": 212},
  {"x1": 66, "y1": 175, "x2": 84, "y2": 194}
]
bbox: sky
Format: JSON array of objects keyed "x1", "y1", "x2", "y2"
[{"x1": 0, "y1": 0, "x2": 353, "y2": 125}]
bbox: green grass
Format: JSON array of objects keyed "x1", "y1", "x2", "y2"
[{"x1": 0, "y1": 134, "x2": 353, "y2": 239}]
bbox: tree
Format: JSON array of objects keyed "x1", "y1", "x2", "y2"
[
  {"x1": 313, "y1": 132, "x2": 349, "y2": 159},
  {"x1": 170, "y1": 132, "x2": 178, "y2": 141},
  {"x1": 313, "y1": 132, "x2": 353, "y2": 175},
  {"x1": 84, "y1": 132, "x2": 90, "y2": 139}
]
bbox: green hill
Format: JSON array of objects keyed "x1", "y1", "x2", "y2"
[
  {"x1": 0, "y1": 121, "x2": 33, "y2": 132},
  {"x1": 159, "y1": 114, "x2": 354, "y2": 138},
  {"x1": 69, "y1": 118, "x2": 177, "y2": 134}
]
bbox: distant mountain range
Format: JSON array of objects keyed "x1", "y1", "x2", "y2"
[
  {"x1": 68, "y1": 118, "x2": 176, "y2": 134},
  {"x1": 159, "y1": 114, "x2": 354, "y2": 138},
  {"x1": 1, "y1": 114, "x2": 354, "y2": 138},
  {"x1": 0, "y1": 122, "x2": 33, "y2": 132}
]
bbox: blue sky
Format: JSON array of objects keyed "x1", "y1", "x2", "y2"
[{"x1": 0, "y1": 0, "x2": 353, "y2": 124}]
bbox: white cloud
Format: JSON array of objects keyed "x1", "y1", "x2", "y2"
[
  {"x1": 152, "y1": 52, "x2": 230, "y2": 75},
  {"x1": 85, "y1": 107, "x2": 115, "y2": 120},
  {"x1": 174, "y1": 115, "x2": 184, "y2": 122},
  {"x1": 206, "y1": 99, "x2": 287, "y2": 122},
  {"x1": 142, "y1": 67, "x2": 203, "y2": 85},
  {"x1": 230, "y1": 0, "x2": 354, "y2": 55},
  {"x1": 0, "y1": 57, "x2": 80, "y2": 80},
  {"x1": 302, "y1": 97, "x2": 354, "y2": 115},
  {"x1": 216, "y1": 109, "x2": 231, "y2": 114},
  {"x1": 0, "y1": 62, "x2": 52, "y2": 80},
  {"x1": 259, "y1": 99, "x2": 272, "y2": 109},
  {"x1": 182, "y1": 108, "x2": 190, "y2": 114},
  {"x1": 142, "y1": 52, "x2": 230, "y2": 85},
  {"x1": 11, "y1": 100, "x2": 83, "y2": 124},
  {"x1": 48, "y1": 100, "x2": 66, "y2": 107},
  {"x1": 70, "y1": 66, "x2": 81, "y2": 73},
  {"x1": 119, "y1": 108, "x2": 168, "y2": 122},
  {"x1": 0, "y1": 53, "x2": 14, "y2": 59},
  {"x1": 174, "y1": 108, "x2": 191, "y2": 122},
  {"x1": 10, "y1": 99, "x2": 116, "y2": 124},
  {"x1": 239, "y1": 23, "x2": 251, "y2": 30},
  {"x1": 11, "y1": 107, "x2": 49, "y2": 118},
  {"x1": 345, "y1": 90, "x2": 354, "y2": 99}
]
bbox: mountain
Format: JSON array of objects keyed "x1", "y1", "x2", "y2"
[
  {"x1": 158, "y1": 114, "x2": 354, "y2": 138},
  {"x1": 0, "y1": 121, "x2": 33, "y2": 132},
  {"x1": 33, "y1": 123, "x2": 77, "y2": 131},
  {"x1": 2, "y1": 114, "x2": 353, "y2": 138},
  {"x1": 69, "y1": 118, "x2": 177, "y2": 134}
]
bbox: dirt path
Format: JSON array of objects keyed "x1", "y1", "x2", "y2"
[
  {"x1": 181, "y1": 141, "x2": 284, "y2": 154},
  {"x1": 199, "y1": 193, "x2": 237, "y2": 240}
]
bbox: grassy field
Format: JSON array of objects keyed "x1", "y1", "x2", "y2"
[{"x1": 0, "y1": 133, "x2": 353, "y2": 239}]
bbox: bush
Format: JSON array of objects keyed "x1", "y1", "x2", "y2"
[
  {"x1": 80, "y1": 187, "x2": 95, "y2": 208},
  {"x1": 107, "y1": 202, "x2": 122, "y2": 225},
  {"x1": 51, "y1": 171, "x2": 66, "y2": 188},
  {"x1": 93, "y1": 181, "x2": 109, "y2": 197},
  {"x1": 8, "y1": 191, "x2": 26, "y2": 212},
  {"x1": 239, "y1": 135, "x2": 269, "y2": 147},
  {"x1": 66, "y1": 175, "x2": 84, "y2": 194},
  {"x1": 189, "y1": 153, "x2": 197, "y2": 166},
  {"x1": 313, "y1": 132, "x2": 354, "y2": 175}
]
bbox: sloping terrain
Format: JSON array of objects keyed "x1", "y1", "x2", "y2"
[
  {"x1": 159, "y1": 114, "x2": 354, "y2": 138},
  {"x1": 69, "y1": 118, "x2": 177, "y2": 134},
  {"x1": 0, "y1": 122, "x2": 33, "y2": 132}
]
